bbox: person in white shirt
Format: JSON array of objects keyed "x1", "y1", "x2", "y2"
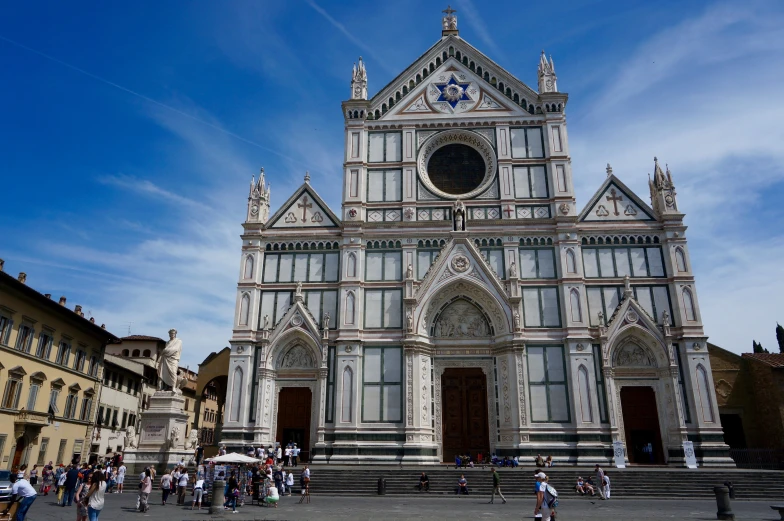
[
  {"x1": 177, "y1": 469, "x2": 189, "y2": 505},
  {"x1": 603, "y1": 473, "x2": 611, "y2": 499},
  {"x1": 292, "y1": 445, "x2": 300, "y2": 467},
  {"x1": 284, "y1": 446, "x2": 292, "y2": 466},
  {"x1": 191, "y1": 478, "x2": 206, "y2": 510},
  {"x1": 116, "y1": 464, "x2": 126, "y2": 494},
  {"x1": 256, "y1": 446, "x2": 265, "y2": 460},
  {"x1": 276, "y1": 445, "x2": 283, "y2": 464},
  {"x1": 285, "y1": 470, "x2": 294, "y2": 496},
  {"x1": 1, "y1": 474, "x2": 37, "y2": 520}
]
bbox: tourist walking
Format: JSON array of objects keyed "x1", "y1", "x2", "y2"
[
  {"x1": 285, "y1": 445, "x2": 292, "y2": 466},
  {"x1": 603, "y1": 472, "x2": 611, "y2": 499},
  {"x1": 62, "y1": 464, "x2": 80, "y2": 507},
  {"x1": 176, "y1": 467, "x2": 189, "y2": 505},
  {"x1": 292, "y1": 444, "x2": 300, "y2": 467},
  {"x1": 594, "y1": 464, "x2": 606, "y2": 500},
  {"x1": 159, "y1": 470, "x2": 172, "y2": 505},
  {"x1": 40, "y1": 463, "x2": 54, "y2": 495},
  {"x1": 285, "y1": 469, "x2": 294, "y2": 495},
  {"x1": 138, "y1": 469, "x2": 152, "y2": 512},
  {"x1": 116, "y1": 463, "x2": 126, "y2": 494},
  {"x1": 75, "y1": 473, "x2": 91, "y2": 521},
  {"x1": 191, "y1": 478, "x2": 205, "y2": 510},
  {"x1": 82, "y1": 469, "x2": 107, "y2": 521},
  {"x1": 298, "y1": 466, "x2": 310, "y2": 503},
  {"x1": 28, "y1": 466, "x2": 37, "y2": 488},
  {"x1": 56, "y1": 465, "x2": 68, "y2": 503},
  {"x1": 489, "y1": 467, "x2": 506, "y2": 504}
]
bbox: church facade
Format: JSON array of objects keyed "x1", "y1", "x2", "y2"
[{"x1": 222, "y1": 11, "x2": 731, "y2": 466}]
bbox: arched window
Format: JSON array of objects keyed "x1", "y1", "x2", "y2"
[
  {"x1": 696, "y1": 364, "x2": 715, "y2": 423},
  {"x1": 142, "y1": 349, "x2": 151, "y2": 358},
  {"x1": 682, "y1": 288, "x2": 696, "y2": 321},
  {"x1": 347, "y1": 252, "x2": 357, "y2": 277},
  {"x1": 239, "y1": 294, "x2": 250, "y2": 326},
  {"x1": 566, "y1": 249, "x2": 577, "y2": 274},
  {"x1": 341, "y1": 366, "x2": 353, "y2": 422},
  {"x1": 577, "y1": 365, "x2": 592, "y2": 423},
  {"x1": 131, "y1": 349, "x2": 140, "y2": 357},
  {"x1": 570, "y1": 289, "x2": 582, "y2": 322},
  {"x1": 230, "y1": 367, "x2": 243, "y2": 422},
  {"x1": 345, "y1": 292, "x2": 356, "y2": 325},
  {"x1": 121, "y1": 349, "x2": 129, "y2": 357},
  {"x1": 244, "y1": 255, "x2": 254, "y2": 279},
  {"x1": 675, "y1": 248, "x2": 687, "y2": 272}
]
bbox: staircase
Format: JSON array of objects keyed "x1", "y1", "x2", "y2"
[{"x1": 120, "y1": 466, "x2": 784, "y2": 501}]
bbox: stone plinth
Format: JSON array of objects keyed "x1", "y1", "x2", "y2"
[{"x1": 124, "y1": 391, "x2": 193, "y2": 473}]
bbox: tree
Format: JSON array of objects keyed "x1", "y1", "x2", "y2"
[
  {"x1": 777, "y1": 323, "x2": 784, "y2": 354},
  {"x1": 753, "y1": 340, "x2": 765, "y2": 354}
]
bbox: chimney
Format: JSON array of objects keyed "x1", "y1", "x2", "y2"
[
  {"x1": 101, "y1": 324, "x2": 106, "y2": 329},
  {"x1": 74, "y1": 304, "x2": 82, "y2": 316},
  {"x1": 90, "y1": 317, "x2": 95, "y2": 323},
  {"x1": 17, "y1": 272, "x2": 26, "y2": 283},
  {"x1": 59, "y1": 296, "x2": 67, "y2": 306},
  {"x1": 45, "y1": 294, "x2": 51, "y2": 299}
]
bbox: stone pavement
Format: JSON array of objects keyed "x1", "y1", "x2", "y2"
[{"x1": 26, "y1": 491, "x2": 780, "y2": 520}]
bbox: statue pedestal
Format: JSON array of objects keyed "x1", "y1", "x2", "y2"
[{"x1": 123, "y1": 391, "x2": 193, "y2": 473}]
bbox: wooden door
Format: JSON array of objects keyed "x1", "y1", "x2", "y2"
[
  {"x1": 441, "y1": 368, "x2": 489, "y2": 462},
  {"x1": 621, "y1": 386, "x2": 665, "y2": 464},
  {"x1": 276, "y1": 387, "x2": 312, "y2": 462},
  {"x1": 12, "y1": 437, "x2": 25, "y2": 469}
]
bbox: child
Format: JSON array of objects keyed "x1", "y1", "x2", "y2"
[{"x1": 226, "y1": 484, "x2": 240, "y2": 513}]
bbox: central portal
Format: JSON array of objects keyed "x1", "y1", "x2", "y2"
[
  {"x1": 441, "y1": 368, "x2": 489, "y2": 462},
  {"x1": 276, "y1": 387, "x2": 312, "y2": 463},
  {"x1": 620, "y1": 386, "x2": 665, "y2": 464}
]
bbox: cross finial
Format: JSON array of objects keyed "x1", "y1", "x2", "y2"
[
  {"x1": 304, "y1": 170, "x2": 311, "y2": 183},
  {"x1": 443, "y1": 5, "x2": 456, "y2": 15},
  {"x1": 606, "y1": 163, "x2": 613, "y2": 177}
]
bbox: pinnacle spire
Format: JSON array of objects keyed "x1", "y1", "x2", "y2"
[
  {"x1": 304, "y1": 170, "x2": 311, "y2": 184},
  {"x1": 606, "y1": 163, "x2": 613, "y2": 177}
]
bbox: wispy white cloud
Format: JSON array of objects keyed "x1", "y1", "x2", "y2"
[
  {"x1": 304, "y1": 0, "x2": 397, "y2": 75},
  {"x1": 454, "y1": 0, "x2": 507, "y2": 63},
  {"x1": 569, "y1": 1, "x2": 784, "y2": 353},
  {"x1": 99, "y1": 174, "x2": 214, "y2": 212}
]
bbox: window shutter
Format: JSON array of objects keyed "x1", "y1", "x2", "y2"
[{"x1": 3, "y1": 320, "x2": 12, "y2": 344}]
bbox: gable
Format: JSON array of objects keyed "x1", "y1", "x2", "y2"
[
  {"x1": 380, "y1": 60, "x2": 530, "y2": 121},
  {"x1": 267, "y1": 186, "x2": 339, "y2": 229},
  {"x1": 369, "y1": 36, "x2": 541, "y2": 120},
  {"x1": 580, "y1": 177, "x2": 655, "y2": 222}
]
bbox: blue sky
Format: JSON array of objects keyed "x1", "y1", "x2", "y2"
[{"x1": 2, "y1": 0, "x2": 784, "y2": 367}]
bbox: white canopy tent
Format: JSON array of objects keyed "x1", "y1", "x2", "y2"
[{"x1": 205, "y1": 452, "x2": 261, "y2": 464}]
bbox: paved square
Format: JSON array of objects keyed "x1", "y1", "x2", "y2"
[{"x1": 26, "y1": 491, "x2": 779, "y2": 520}]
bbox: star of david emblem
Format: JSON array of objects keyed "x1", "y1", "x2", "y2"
[{"x1": 434, "y1": 75, "x2": 472, "y2": 108}]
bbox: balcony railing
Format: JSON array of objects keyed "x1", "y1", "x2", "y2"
[{"x1": 729, "y1": 448, "x2": 784, "y2": 470}]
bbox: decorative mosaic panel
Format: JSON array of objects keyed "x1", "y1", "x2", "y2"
[
  {"x1": 367, "y1": 209, "x2": 404, "y2": 222},
  {"x1": 469, "y1": 207, "x2": 502, "y2": 220},
  {"x1": 416, "y1": 208, "x2": 451, "y2": 221},
  {"x1": 516, "y1": 205, "x2": 551, "y2": 219}
]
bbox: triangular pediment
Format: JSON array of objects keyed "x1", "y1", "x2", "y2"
[
  {"x1": 411, "y1": 236, "x2": 513, "y2": 336},
  {"x1": 267, "y1": 184, "x2": 340, "y2": 229},
  {"x1": 369, "y1": 36, "x2": 544, "y2": 120},
  {"x1": 267, "y1": 296, "x2": 323, "y2": 347},
  {"x1": 379, "y1": 60, "x2": 531, "y2": 121},
  {"x1": 579, "y1": 175, "x2": 655, "y2": 222}
]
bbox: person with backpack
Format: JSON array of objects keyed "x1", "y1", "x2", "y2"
[{"x1": 534, "y1": 471, "x2": 558, "y2": 521}]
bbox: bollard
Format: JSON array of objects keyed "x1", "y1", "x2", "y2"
[
  {"x1": 714, "y1": 486, "x2": 735, "y2": 520},
  {"x1": 377, "y1": 477, "x2": 386, "y2": 495},
  {"x1": 210, "y1": 479, "x2": 226, "y2": 515}
]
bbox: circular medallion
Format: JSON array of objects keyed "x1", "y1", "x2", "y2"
[
  {"x1": 344, "y1": 345, "x2": 352, "y2": 353},
  {"x1": 451, "y1": 254, "x2": 470, "y2": 273},
  {"x1": 559, "y1": 203, "x2": 570, "y2": 215},
  {"x1": 250, "y1": 205, "x2": 259, "y2": 216},
  {"x1": 291, "y1": 314, "x2": 304, "y2": 327},
  {"x1": 417, "y1": 130, "x2": 497, "y2": 200},
  {"x1": 625, "y1": 311, "x2": 639, "y2": 323}
]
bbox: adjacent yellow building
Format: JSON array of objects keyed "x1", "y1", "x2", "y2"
[{"x1": 0, "y1": 268, "x2": 118, "y2": 469}]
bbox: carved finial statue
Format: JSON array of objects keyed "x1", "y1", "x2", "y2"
[
  {"x1": 296, "y1": 280, "x2": 303, "y2": 297},
  {"x1": 623, "y1": 275, "x2": 632, "y2": 297},
  {"x1": 453, "y1": 199, "x2": 466, "y2": 231},
  {"x1": 323, "y1": 312, "x2": 330, "y2": 330},
  {"x1": 406, "y1": 263, "x2": 413, "y2": 279},
  {"x1": 538, "y1": 50, "x2": 558, "y2": 93},
  {"x1": 442, "y1": 5, "x2": 458, "y2": 32},
  {"x1": 514, "y1": 311, "x2": 521, "y2": 330},
  {"x1": 263, "y1": 314, "x2": 270, "y2": 330},
  {"x1": 304, "y1": 171, "x2": 311, "y2": 184},
  {"x1": 406, "y1": 310, "x2": 413, "y2": 332},
  {"x1": 158, "y1": 329, "x2": 183, "y2": 392},
  {"x1": 606, "y1": 163, "x2": 613, "y2": 177},
  {"x1": 662, "y1": 310, "x2": 670, "y2": 326},
  {"x1": 509, "y1": 260, "x2": 517, "y2": 278},
  {"x1": 598, "y1": 311, "x2": 605, "y2": 325}
]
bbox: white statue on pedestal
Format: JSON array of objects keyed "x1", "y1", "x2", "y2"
[
  {"x1": 125, "y1": 425, "x2": 138, "y2": 448},
  {"x1": 184, "y1": 428, "x2": 198, "y2": 450},
  {"x1": 158, "y1": 329, "x2": 183, "y2": 392}
]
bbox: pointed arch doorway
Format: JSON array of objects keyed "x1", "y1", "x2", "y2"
[
  {"x1": 440, "y1": 367, "x2": 490, "y2": 463},
  {"x1": 276, "y1": 387, "x2": 312, "y2": 463},
  {"x1": 620, "y1": 386, "x2": 665, "y2": 465}
]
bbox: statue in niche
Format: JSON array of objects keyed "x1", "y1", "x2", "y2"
[
  {"x1": 513, "y1": 311, "x2": 521, "y2": 329},
  {"x1": 616, "y1": 343, "x2": 655, "y2": 367},
  {"x1": 263, "y1": 315, "x2": 270, "y2": 330},
  {"x1": 509, "y1": 260, "x2": 517, "y2": 278},
  {"x1": 433, "y1": 299, "x2": 490, "y2": 338},
  {"x1": 406, "y1": 264, "x2": 413, "y2": 279},
  {"x1": 281, "y1": 345, "x2": 315, "y2": 369},
  {"x1": 323, "y1": 312, "x2": 330, "y2": 330},
  {"x1": 406, "y1": 311, "x2": 413, "y2": 332},
  {"x1": 453, "y1": 200, "x2": 466, "y2": 231},
  {"x1": 296, "y1": 281, "x2": 303, "y2": 297}
]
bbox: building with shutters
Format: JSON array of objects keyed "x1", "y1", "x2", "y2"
[{"x1": 221, "y1": 9, "x2": 731, "y2": 466}]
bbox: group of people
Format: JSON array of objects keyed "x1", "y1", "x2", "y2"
[
  {"x1": 244, "y1": 463, "x2": 312, "y2": 509},
  {"x1": 534, "y1": 454, "x2": 555, "y2": 468},
  {"x1": 242, "y1": 442, "x2": 302, "y2": 467},
  {"x1": 575, "y1": 465, "x2": 611, "y2": 500},
  {"x1": 3, "y1": 461, "x2": 112, "y2": 521},
  {"x1": 455, "y1": 453, "x2": 555, "y2": 469}
]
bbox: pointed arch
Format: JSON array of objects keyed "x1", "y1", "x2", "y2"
[
  {"x1": 341, "y1": 366, "x2": 353, "y2": 422},
  {"x1": 229, "y1": 366, "x2": 243, "y2": 422},
  {"x1": 675, "y1": 247, "x2": 687, "y2": 272},
  {"x1": 565, "y1": 248, "x2": 577, "y2": 273},
  {"x1": 570, "y1": 288, "x2": 582, "y2": 323},
  {"x1": 345, "y1": 291, "x2": 356, "y2": 325},
  {"x1": 239, "y1": 293, "x2": 250, "y2": 326},
  {"x1": 244, "y1": 255, "x2": 254, "y2": 279},
  {"x1": 682, "y1": 287, "x2": 696, "y2": 321},
  {"x1": 695, "y1": 364, "x2": 715, "y2": 423},
  {"x1": 346, "y1": 252, "x2": 357, "y2": 277},
  {"x1": 577, "y1": 365, "x2": 592, "y2": 422}
]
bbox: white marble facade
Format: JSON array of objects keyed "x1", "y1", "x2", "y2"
[{"x1": 222, "y1": 15, "x2": 731, "y2": 466}]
